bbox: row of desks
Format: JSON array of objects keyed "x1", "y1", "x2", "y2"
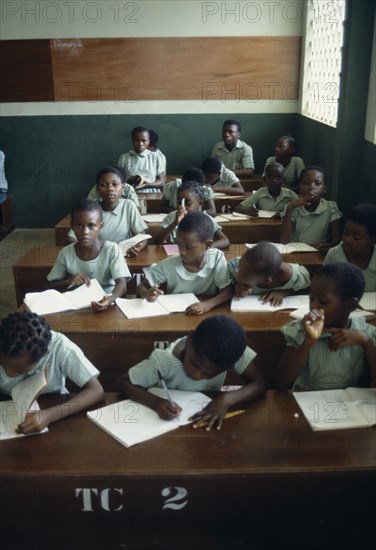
[
  {"x1": 13, "y1": 244, "x2": 324, "y2": 307},
  {"x1": 1, "y1": 390, "x2": 375, "y2": 549}
]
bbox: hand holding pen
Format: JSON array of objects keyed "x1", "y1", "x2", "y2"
[
  {"x1": 175, "y1": 197, "x2": 187, "y2": 225},
  {"x1": 156, "y1": 368, "x2": 182, "y2": 420},
  {"x1": 146, "y1": 283, "x2": 164, "y2": 302}
]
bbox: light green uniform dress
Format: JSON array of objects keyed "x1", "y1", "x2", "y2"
[
  {"x1": 162, "y1": 179, "x2": 215, "y2": 209},
  {"x1": 161, "y1": 211, "x2": 222, "y2": 243},
  {"x1": 118, "y1": 149, "x2": 164, "y2": 193},
  {"x1": 238, "y1": 186, "x2": 298, "y2": 212},
  {"x1": 211, "y1": 139, "x2": 255, "y2": 171},
  {"x1": 324, "y1": 243, "x2": 376, "y2": 293},
  {"x1": 263, "y1": 156, "x2": 304, "y2": 188}
]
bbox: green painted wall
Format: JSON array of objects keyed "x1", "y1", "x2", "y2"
[{"x1": 2, "y1": 113, "x2": 297, "y2": 227}]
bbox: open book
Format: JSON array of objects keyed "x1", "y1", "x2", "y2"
[
  {"x1": 289, "y1": 306, "x2": 375, "y2": 321},
  {"x1": 24, "y1": 279, "x2": 106, "y2": 315},
  {"x1": 0, "y1": 367, "x2": 48, "y2": 440},
  {"x1": 231, "y1": 294, "x2": 309, "y2": 313},
  {"x1": 359, "y1": 292, "x2": 376, "y2": 311},
  {"x1": 246, "y1": 242, "x2": 317, "y2": 253},
  {"x1": 293, "y1": 387, "x2": 376, "y2": 431},
  {"x1": 87, "y1": 388, "x2": 211, "y2": 447},
  {"x1": 116, "y1": 293, "x2": 198, "y2": 319},
  {"x1": 119, "y1": 233, "x2": 152, "y2": 255}
]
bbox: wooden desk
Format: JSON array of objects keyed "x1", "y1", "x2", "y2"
[
  {"x1": 1, "y1": 391, "x2": 374, "y2": 550},
  {"x1": 13, "y1": 244, "x2": 323, "y2": 307}
]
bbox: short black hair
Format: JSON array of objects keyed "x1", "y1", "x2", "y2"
[
  {"x1": 182, "y1": 167, "x2": 204, "y2": 185},
  {"x1": 201, "y1": 156, "x2": 222, "y2": 174},
  {"x1": 314, "y1": 262, "x2": 365, "y2": 301},
  {"x1": 345, "y1": 203, "x2": 376, "y2": 238},
  {"x1": 0, "y1": 312, "x2": 52, "y2": 363},
  {"x1": 96, "y1": 166, "x2": 124, "y2": 185},
  {"x1": 71, "y1": 199, "x2": 103, "y2": 222},
  {"x1": 264, "y1": 162, "x2": 284, "y2": 176},
  {"x1": 299, "y1": 165, "x2": 327, "y2": 185},
  {"x1": 177, "y1": 211, "x2": 214, "y2": 241},
  {"x1": 278, "y1": 134, "x2": 297, "y2": 150},
  {"x1": 178, "y1": 180, "x2": 204, "y2": 203},
  {"x1": 131, "y1": 126, "x2": 150, "y2": 138},
  {"x1": 191, "y1": 315, "x2": 247, "y2": 370},
  {"x1": 223, "y1": 119, "x2": 241, "y2": 132},
  {"x1": 149, "y1": 129, "x2": 158, "y2": 146},
  {"x1": 241, "y1": 242, "x2": 282, "y2": 277}
]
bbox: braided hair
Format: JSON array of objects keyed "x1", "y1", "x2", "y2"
[{"x1": 0, "y1": 312, "x2": 52, "y2": 363}]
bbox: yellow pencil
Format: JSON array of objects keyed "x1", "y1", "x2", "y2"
[{"x1": 224, "y1": 409, "x2": 246, "y2": 420}]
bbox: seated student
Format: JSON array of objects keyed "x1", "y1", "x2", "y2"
[
  {"x1": 155, "y1": 180, "x2": 230, "y2": 250},
  {"x1": 117, "y1": 315, "x2": 266, "y2": 431},
  {"x1": 324, "y1": 203, "x2": 376, "y2": 292},
  {"x1": 211, "y1": 119, "x2": 255, "y2": 178},
  {"x1": 48, "y1": 200, "x2": 130, "y2": 313},
  {"x1": 148, "y1": 129, "x2": 167, "y2": 175},
  {"x1": 118, "y1": 126, "x2": 165, "y2": 193},
  {"x1": 235, "y1": 162, "x2": 298, "y2": 218},
  {"x1": 280, "y1": 165, "x2": 342, "y2": 253},
  {"x1": 263, "y1": 135, "x2": 304, "y2": 190},
  {"x1": 67, "y1": 168, "x2": 149, "y2": 257},
  {"x1": 228, "y1": 242, "x2": 311, "y2": 306},
  {"x1": 275, "y1": 263, "x2": 376, "y2": 390},
  {"x1": 137, "y1": 212, "x2": 233, "y2": 315},
  {"x1": 0, "y1": 311, "x2": 104, "y2": 434},
  {"x1": 87, "y1": 165, "x2": 140, "y2": 210},
  {"x1": 160, "y1": 167, "x2": 216, "y2": 217},
  {"x1": 201, "y1": 156, "x2": 245, "y2": 196}
]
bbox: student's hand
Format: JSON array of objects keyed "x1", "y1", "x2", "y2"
[
  {"x1": 326, "y1": 328, "x2": 369, "y2": 352},
  {"x1": 303, "y1": 308, "x2": 325, "y2": 342},
  {"x1": 190, "y1": 396, "x2": 229, "y2": 431},
  {"x1": 289, "y1": 194, "x2": 314, "y2": 210},
  {"x1": 126, "y1": 243, "x2": 143, "y2": 258},
  {"x1": 185, "y1": 301, "x2": 210, "y2": 315},
  {"x1": 146, "y1": 285, "x2": 164, "y2": 302},
  {"x1": 156, "y1": 400, "x2": 182, "y2": 421},
  {"x1": 272, "y1": 211, "x2": 282, "y2": 219},
  {"x1": 259, "y1": 290, "x2": 289, "y2": 307},
  {"x1": 317, "y1": 242, "x2": 331, "y2": 255},
  {"x1": 134, "y1": 175, "x2": 146, "y2": 189},
  {"x1": 175, "y1": 205, "x2": 187, "y2": 225},
  {"x1": 248, "y1": 206, "x2": 259, "y2": 217},
  {"x1": 235, "y1": 283, "x2": 252, "y2": 298},
  {"x1": 16, "y1": 410, "x2": 50, "y2": 434},
  {"x1": 91, "y1": 295, "x2": 112, "y2": 312},
  {"x1": 68, "y1": 273, "x2": 91, "y2": 288}
]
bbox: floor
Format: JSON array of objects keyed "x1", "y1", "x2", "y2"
[{"x1": 0, "y1": 228, "x2": 55, "y2": 320}]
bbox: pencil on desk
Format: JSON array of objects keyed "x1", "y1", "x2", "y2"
[{"x1": 224, "y1": 409, "x2": 246, "y2": 420}]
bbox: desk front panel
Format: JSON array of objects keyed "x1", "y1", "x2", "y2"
[{"x1": 1, "y1": 392, "x2": 375, "y2": 550}]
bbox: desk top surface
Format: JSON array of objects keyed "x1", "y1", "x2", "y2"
[{"x1": 1, "y1": 391, "x2": 375, "y2": 477}]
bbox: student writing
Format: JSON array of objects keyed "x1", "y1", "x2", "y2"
[
  {"x1": 276, "y1": 263, "x2": 376, "y2": 390},
  {"x1": 117, "y1": 315, "x2": 265, "y2": 431},
  {"x1": 201, "y1": 156, "x2": 245, "y2": 196},
  {"x1": 235, "y1": 162, "x2": 298, "y2": 218},
  {"x1": 0, "y1": 312, "x2": 104, "y2": 434},
  {"x1": 137, "y1": 212, "x2": 233, "y2": 315},
  {"x1": 47, "y1": 200, "x2": 130, "y2": 313},
  {"x1": 228, "y1": 242, "x2": 311, "y2": 306},
  {"x1": 155, "y1": 180, "x2": 230, "y2": 250}
]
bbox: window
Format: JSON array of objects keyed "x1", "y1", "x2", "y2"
[{"x1": 300, "y1": 0, "x2": 346, "y2": 127}]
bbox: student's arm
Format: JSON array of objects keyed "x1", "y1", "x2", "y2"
[
  {"x1": 190, "y1": 362, "x2": 266, "y2": 431},
  {"x1": 258, "y1": 290, "x2": 291, "y2": 307},
  {"x1": 185, "y1": 285, "x2": 233, "y2": 315},
  {"x1": 275, "y1": 309, "x2": 325, "y2": 389},
  {"x1": 234, "y1": 168, "x2": 254, "y2": 178},
  {"x1": 326, "y1": 328, "x2": 376, "y2": 386},
  {"x1": 47, "y1": 272, "x2": 91, "y2": 291},
  {"x1": 213, "y1": 180, "x2": 245, "y2": 195},
  {"x1": 117, "y1": 371, "x2": 182, "y2": 420},
  {"x1": 203, "y1": 198, "x2": 216, "y2": 217},
  {"x1": 213, "y1": 230, "x2": 230, "y2": 250},
  {"x1": 160, "y1": 196, "x2": 174, "y2": 213},
  {"x1": 126, "y1": 236, "x2": 149, "y2": 258},
  {"x1": 16, "y1": 377, "x2": 104, "y2": 434},
  {"x1": 137, "y1": 279, "x2": 164, "y2": 301},
  {"x1": 91, "y1": 277, "x2": 127, "y2": 312},
  {"x1": 318, "y1": 219, "x2": 342, "y2": 254},
  {"x1": 154, "y1": 208, "x2": 186, "y2": 245},
  {"x1": 234, "y1": 195, "x2": 259, "y2": 217}
]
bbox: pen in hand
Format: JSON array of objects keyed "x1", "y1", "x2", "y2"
[{"x1": 156, "y1": 368, "x2": 175, "y2": 409}]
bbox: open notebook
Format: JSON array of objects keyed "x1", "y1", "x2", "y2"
[
  {"x1": 119, "y1": 234, "x2": 152, "y2": 255},
  {"x1": 231, "y1": 294, "x2": 309, "y2": 313},
  {"x1": 87, "y1": 388, "x2": 211, "y2": 448},
  {"x1": 293, "y1": 387, "x2": 376, "y2": 431},
  {"x1": 246, "y1": 242, "x2": 317, "y2": 253},
  {"x1": 24, "y1": 279, "x2": 106, "y2": 315},
  {"x1": 116, "y1": 293, "x2": 198, "y2": 319},
  {"x1": 0, "y1": 367, "x2": 48, "y2": 440}
]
